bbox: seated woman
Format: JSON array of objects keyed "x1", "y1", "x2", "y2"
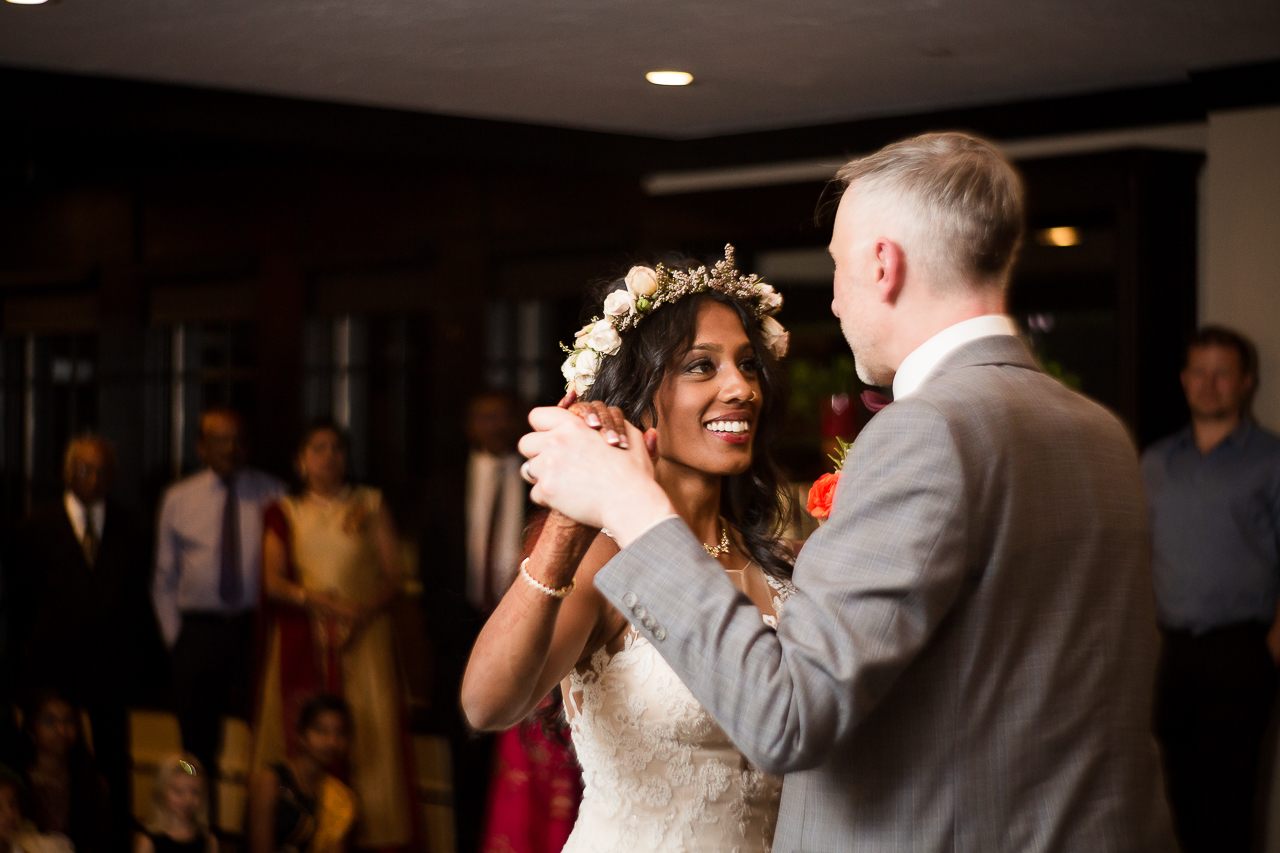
[
  {"x1": 20, "y1": 687, "x2": 110, "y2": 853},
  {"x1": 0, "y1": 769, "x2": 72, "y2": 853},
  {"x1": 463, "y1": 247, "x2": 795, "y2": 852},
  {"x1": 247, "y1": 695, "x2": 356, "y2": 853},
  {"x1": 134, "y1": 754, "x2": 216, "y2": 853}
]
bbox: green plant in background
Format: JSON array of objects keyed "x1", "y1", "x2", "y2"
[
  {"x1": 1037, "y1": 356, "x2": 1083, "y2": 390},
  {"x1": 787, "y1": 354, "x2": 863, "y2": 425}
]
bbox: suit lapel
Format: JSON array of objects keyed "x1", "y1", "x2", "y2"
[{"x1": 53, "y1": 504, "x2": 94, "y2": 571}]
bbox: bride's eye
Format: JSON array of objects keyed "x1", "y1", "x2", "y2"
[
  {"x1": 684, "y1": 358, "x2": 713, "y2": 375},
  {"x1": 739, "y1": 355, "x2": 761, "y2": 374}
]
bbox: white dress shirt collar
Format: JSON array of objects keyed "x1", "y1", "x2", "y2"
[
  {"x1": 63, "y1": 490, "x2": 105, "y2": 543},
  {"x1": 892, "y1": 315, "x2": 1019, "y2": 401}
]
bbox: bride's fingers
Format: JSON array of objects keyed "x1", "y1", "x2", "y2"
[
  {"x1": 566, "y1": 401, "x2": 630, "y2": 448},
  {"x1": 557, "y1": 389, "x2": 577, "y2": 408},
  {"x1": 644, "y1": 428, "x2": 659, "y2": 459},
  {"x1": 600, "y1": 405, "x2": 630, "y2": 449},
  {"x1": 568, "y1": 400, "x2": 606, "y2": 429}
]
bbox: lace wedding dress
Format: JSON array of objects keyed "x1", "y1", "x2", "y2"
[{"x1": 561, "y1": 574, "x2": 794, "y2": 853}]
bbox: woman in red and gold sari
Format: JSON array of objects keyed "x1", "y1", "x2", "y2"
[{"x1": 252, "y1": 420, "x2": 417, "y2": 851}]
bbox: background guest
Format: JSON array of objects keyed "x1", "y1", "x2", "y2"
[
  {"x1": 1142, "y1": 325, "x2": 1280, "y2": 853},
  {"x1": 0, "y1": 768, "x2": 73, "y2": 853},
  {"x1": 456, "y1": 391, "x2": 530, "y2": 853},
  {"x1": 465, "y1": 390, "x2": 529, "y2": 615},
  {"x1": 20, "y1": 687, "x2": 110, "y2": 853},
  {"x1": 13, "y1": 435, "x2": 157, "y2": 850},
  {"x1": 135, "y1": 754, "x2": 216, "y2": 853},
  {"x1": 247, "y1": 695, "x2": 354, "y2": 853},
  {"x1": 153, "y1": 408, "x2": 285, "y2": 822},
  {"x1": 253, "y1": 421, "x2": 413, "y2": 850}
]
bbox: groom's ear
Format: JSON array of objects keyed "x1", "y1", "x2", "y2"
[{"x1": 874, "y1": 238, "x2": 906, "y2": 306}]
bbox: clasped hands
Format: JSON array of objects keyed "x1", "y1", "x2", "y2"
[
  {"x1": 307, "y1": 588, "x2": 373, "y2": 649},
  {"x1": 518, "y1": 394, "x2": 674, "y2": 546}
]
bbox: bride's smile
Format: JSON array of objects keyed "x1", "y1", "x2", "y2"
[{"x1": 652, "y1": 301, "x2": 762, "y2": 478}]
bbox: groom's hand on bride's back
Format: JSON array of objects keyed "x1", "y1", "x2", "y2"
[{"x1": 520, "y1": 406, "x2": 671, "y2": 539}]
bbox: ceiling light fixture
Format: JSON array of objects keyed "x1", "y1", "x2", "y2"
[
  {"x1": 5, "y1": 0, "x2": 51, "y2": 5},
  {"x1": 646, "y1": 71, "x2": 693, "y2": 87},
  {"x1": 1036, "y1": 226, "x2": 1081, "y2": 247}
]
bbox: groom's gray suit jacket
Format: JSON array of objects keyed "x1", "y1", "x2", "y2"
[{"x1": 594, "y1": 335, "x2": 1175, "y2": 852}]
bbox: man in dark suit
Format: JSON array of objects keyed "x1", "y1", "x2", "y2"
[
  {"x1": 15, "y1": 434, "x2": 158, "y2": 847},
  {"x1": 519, "y1": 133, "x2": 1175, "y2": 851}
]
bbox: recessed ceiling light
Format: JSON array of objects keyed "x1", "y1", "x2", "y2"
[
  {"x1": 1036, "y1": 226, "x2": 1081, "y2": 247},
  {"x1": 646, "y1": 71, "x2": 693, "y2": 87},
  {"x1": 5, "y1": 0, "x2": 51, "y2": 5}
]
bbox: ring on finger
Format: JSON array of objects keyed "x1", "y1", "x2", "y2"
[{"x1": 520, "y1": 460, "x2": 537, "y2": 485}]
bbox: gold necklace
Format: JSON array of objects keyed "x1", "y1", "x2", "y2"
[{"x1": 703, "y1": 521, "x2": 730, "y2": 557}]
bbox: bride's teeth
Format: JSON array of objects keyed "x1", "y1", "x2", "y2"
[{"x1": 707, "y1": 421, "x2": 749, "y2": 433}]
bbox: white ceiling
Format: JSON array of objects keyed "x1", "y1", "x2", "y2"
[{"x1": 0, "y1": 0, "x2": 1277, "y2": 139}]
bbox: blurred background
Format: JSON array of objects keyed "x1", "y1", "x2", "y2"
[{"x1": 0, "y1": 1, "x2": 1276, "y2": 529}]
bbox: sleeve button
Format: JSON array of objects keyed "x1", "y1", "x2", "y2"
[{"x1": 622, "y1": 592, "x2": 638, "y2": 608}]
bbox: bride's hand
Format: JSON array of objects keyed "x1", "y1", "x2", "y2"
[
  {"x1": 567, "y1": 400, "x2": 630, "y2": 450},
  {"x1": 563, "y1": 397, "x2": 659, "y2": 460}
]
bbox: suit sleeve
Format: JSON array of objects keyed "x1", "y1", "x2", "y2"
[
  {"x1": 593, "y1": 401, "x2": 971, "y2": 775},
  {"x1": 153, "y1": 492, "x2": 182, "y2": 647}
]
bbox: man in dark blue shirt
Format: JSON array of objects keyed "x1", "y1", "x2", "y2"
[{"x1": 1142, "y1": 325, "x2": 1280, "y2": 853}]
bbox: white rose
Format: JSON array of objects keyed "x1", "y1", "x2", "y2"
[
  {"x1": 573, "y1": 322, "x2": 595, "y2": 349},
  {"x1": 625, "y1": 266, "x2": 659, "y2": 297},
  {"x1": 585, "y1": 320, "x2": 621, "y2": 356},
  {"x1": 760, "y1": 316, "x2": 789, "y2": 359},
  {"x1": 572, "y1": 373, "x2": 595, "y2": 396},
  {"x1": 756, "y1": 283, "x2": 783, "y2": 316},
  {"x1": 603, "y1": 289, "x2": 637, "y2": 318},
  {"x1": 574, "y1": 348, "x2": 601, "y2": 377},
  {"x1": 561, "y1": 352, "x2": 578, "y2": 383}
]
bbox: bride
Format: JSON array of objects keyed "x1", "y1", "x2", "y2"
[{"x1": 462, "y1": 246, "x2": 796, "y2": 852}]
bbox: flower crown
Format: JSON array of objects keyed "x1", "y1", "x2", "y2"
[{"x1": 560, "y1": 244, "x2": 789, "y2": 395}]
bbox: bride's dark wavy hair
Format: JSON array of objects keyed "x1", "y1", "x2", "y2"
[{"x1": 581, "y1": 271, "x2": 794, "y2": 580}]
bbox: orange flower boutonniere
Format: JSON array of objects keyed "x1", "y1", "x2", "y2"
[{"x1": 806, "y1": 437, "x2": 853, "y2": 521}]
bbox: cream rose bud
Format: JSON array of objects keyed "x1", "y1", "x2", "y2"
[
  {"x1": 757, "y1": 284, "x2": 783, "y2": 316},
  {"x1": 585, "y1": 321, "x2": 621, "y2": 356},
  {"x1": 573, "y1": 322, "x2": 595, "y2": 348},
  {"x1": 760, "y1": 316, "x2": 789, "y2": 358},
  {"x1": 625, "y1": 266, "x2": 659, "y2": 297},
  {"x1": 572, "y1": 373, "x2": 594, "y2": 396},
  {"x1": 603, "y1": 289, "x2": 637, "y2": 318}
]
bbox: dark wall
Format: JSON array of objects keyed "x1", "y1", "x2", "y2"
[{"x1": 3, "y1": 60, "x2": 1276, "y2": 532}]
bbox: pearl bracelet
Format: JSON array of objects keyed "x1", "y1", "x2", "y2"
[{"x1": 519, "y1": 558, "x2": 576, "y2": 599}]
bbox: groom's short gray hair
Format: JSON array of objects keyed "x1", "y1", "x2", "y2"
[{"x1": 836, "y1": 132, "x2": 1024, "y2": 293}]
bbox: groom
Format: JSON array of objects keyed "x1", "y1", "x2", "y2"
[{"x1": 520, "y1": 133, "x2": 1174, "y2": 851}]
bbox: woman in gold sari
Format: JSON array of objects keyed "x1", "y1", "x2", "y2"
[{"x1": 252, "y1": 421, "x2": 416, "y2": 850}]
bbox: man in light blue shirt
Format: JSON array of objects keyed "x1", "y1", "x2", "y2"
[
  {"x1": 1142, "y1": 326, "x2": 1280, "y2": 853},
  {"x1": 153, "y1": 408, "x2": 284, "y2": 815}
]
